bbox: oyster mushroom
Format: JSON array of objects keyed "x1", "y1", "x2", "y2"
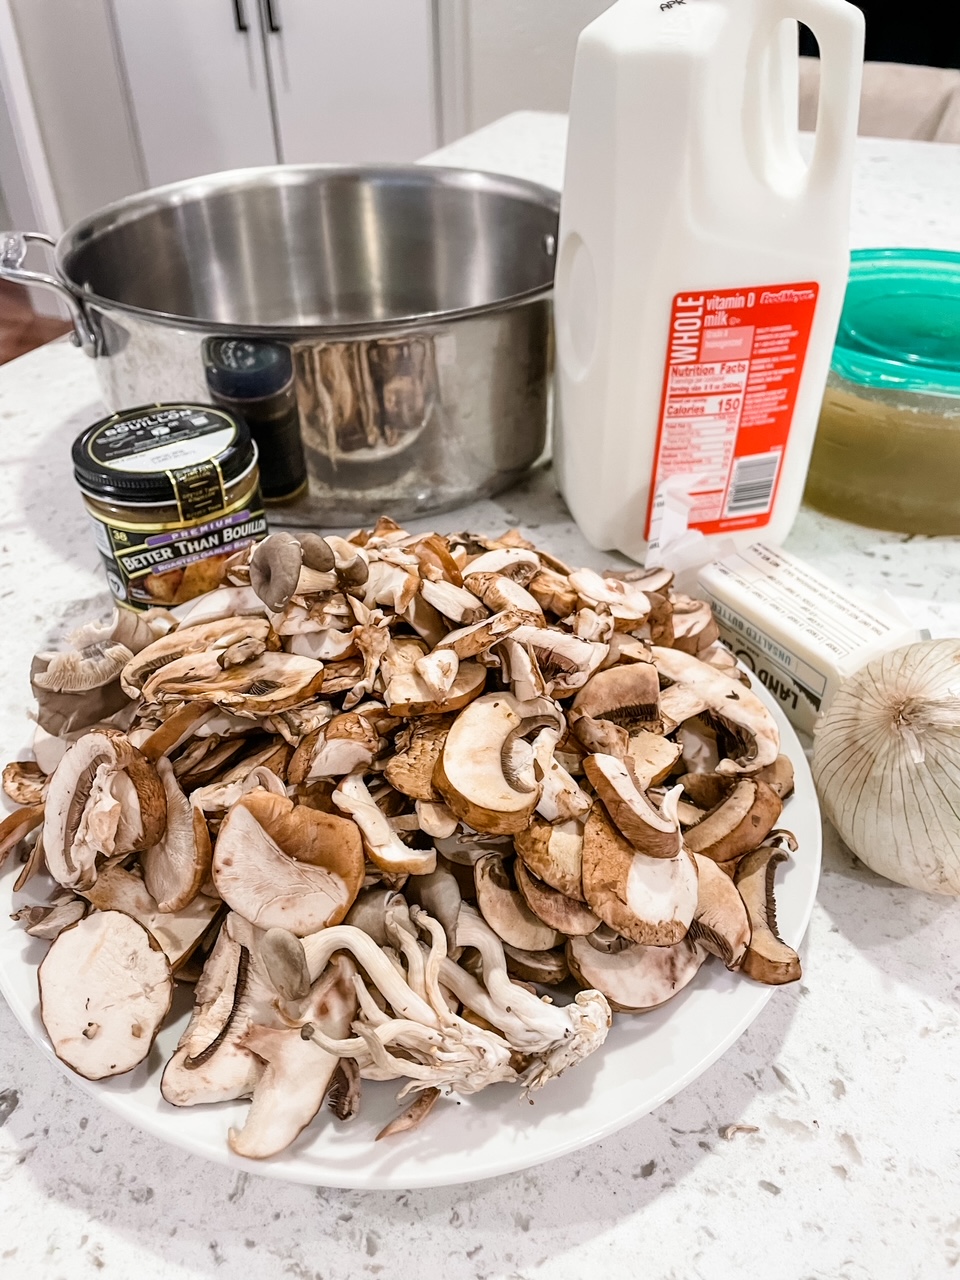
[
  {"x1": 434, "y1": 693, "x2": 547, "y2": 835},
  {"x1": 213, "y1": 790, "x2": 365, "y2": 934},
  {"x1": 651, "y1": 647, "x2": 779, "y2": 773},
  {"x1": 683, "y1": 778, "x2": 782, "y2": 864},
  {"x1": 580, "y1": 801, "x2": 698, "y2": 946},
  {"x1": 30, "y1": 642, "x2": 133, "y2": 738},
  {"x1": 583, "y1": 755, "x2": 682, "y2": 858},
  {"x1": 43, "y1": 730, "x2": 166, "y2": 890},
  {"x1": 38, "y1": 910, "x2": 173, "y2": 1079},
  {"x1": 474, "y1": 853, "x2": 562, "y2": 950},
  {"x1": 249, "y1": 532, "x2": 303, "y2": 611},
  {"x1": 406, "y1": 863, "x2": 463, "y2": 952},
  {"x1": 514, "y1": 859, "x2": 600, "y2": 935},
  {"x1": 689, "y1": 853, "x2": 751, "y2": 969},
  {"x1": 734, "y1": 841, "x2": 801, "y2": 984},
  {"x1": 572, "y1": 662, "x2": 661, "y2": 735},
  {"x1": 513, "y1": 816, "x2": 585, "y2": 901},
  {"x1": 332, "y1": 772, "x2": 437, "y2": 876},
  {"x1": 566, "y1": 932, "x2": 707, "y2": 1011}
]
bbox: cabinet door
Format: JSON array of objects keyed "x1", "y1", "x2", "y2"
[
  {"x1": 111, "y1": 0, "x2": 277, "y2": 187},
  {"x1": 263, "y1": 0, "x2": 436, "y2": 164}
]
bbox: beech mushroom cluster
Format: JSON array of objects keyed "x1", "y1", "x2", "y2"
[{"x1": 2, "y1": 519, "x2": 802, "y2": 1160}]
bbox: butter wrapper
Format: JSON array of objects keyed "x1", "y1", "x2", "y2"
[{"x1": 697, "y1": 543, "x2": 922, "y2": 734}]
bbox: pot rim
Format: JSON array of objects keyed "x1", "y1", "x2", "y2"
[{"x1": 55, "y1": 162, "x2": 560, "y2": 338}]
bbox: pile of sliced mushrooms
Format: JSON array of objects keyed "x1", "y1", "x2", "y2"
[{"x1": 0, "y1": 519, "x2": 802, "y2": 1160}]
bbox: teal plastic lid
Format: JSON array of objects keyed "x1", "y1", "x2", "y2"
[{"x1": 832, "y1": 248, "x2": 960, "y2": 396}]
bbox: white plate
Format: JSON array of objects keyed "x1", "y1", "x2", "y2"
[{"x1": 0, "y1": 680, "x2": 819, "y2": 1189}]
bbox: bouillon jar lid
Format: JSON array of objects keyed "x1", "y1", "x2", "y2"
[{"x1": 72, "y1": 403, "x2": 258, "y2": 511}]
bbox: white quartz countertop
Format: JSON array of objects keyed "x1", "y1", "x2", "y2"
[{"x1": 1, "y1": 113, "x2": 959, "y2": 1280}]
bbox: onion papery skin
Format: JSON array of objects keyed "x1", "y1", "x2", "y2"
[{"x1": 812, "y1": 640, "x2": 960, "y2": 895}]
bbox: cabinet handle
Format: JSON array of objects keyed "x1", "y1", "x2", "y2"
[
  {"x1": 232, "y1": 0, "x2": 249, "y2": 31},
  {"x1": 263, "y1": 0, "x2": 281, "y2": 32}
]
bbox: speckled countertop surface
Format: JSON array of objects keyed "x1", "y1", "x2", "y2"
[{"x1": 1, "y1": 114, "x2": 959, "y2": 1279}]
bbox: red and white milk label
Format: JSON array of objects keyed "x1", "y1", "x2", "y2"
[{"x1": 645, "y1": 282, "x2": 819, "y2": 546}]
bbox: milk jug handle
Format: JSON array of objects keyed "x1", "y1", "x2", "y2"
[{"x1": 779, "y1": 0, "x2": 864, "y2": 190}]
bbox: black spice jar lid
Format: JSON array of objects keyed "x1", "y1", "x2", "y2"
[
  {"x1": 203, "y1": 338, "x2": 294, "y2": 401},
  {"x1": 73, "y1": 403, "x2": 258, "y2": 507}
]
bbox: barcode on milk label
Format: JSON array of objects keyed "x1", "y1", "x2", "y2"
[{"x1": 645, "y1": 283, "x2": 819, "y2": 543}]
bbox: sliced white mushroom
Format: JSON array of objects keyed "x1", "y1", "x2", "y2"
[
  {"x1": 419, "y1": 578, "x2": 487, "y2": 624},
  {"x1": 288, "y1": 710, "x2": 382, "y2": 783},
  {"x1": 414, "y1": 649, "x2": 459, "y2": 701},
  {"x1": 566, "y1": 932, "x2": 707, "y2": 1011},
  {"x1": 510, "y1": 626, "x2": 608, "y2": 695},
  {"x1": 463, "y1": 546, "x2": 540, "y2": 581},
  {"x1": 213, "y1": 790, "x2": 365, "y2": 934},
  {"x1": 384, "y1": 660, "x2": 486, "y2": 718},
  {"x1": 332, "y1": 772, "x2": 437, "y2": 876},
  {"x1": 734, "y1": 842, "x2": 801, "y2": 985},
  {"x1": 38, "y1": 910, "x2": 173, "y2": 1079},
  {"x1": 434, "y1": 611, "x2": 525, "y2": 660},
  {"x1": 580, "y1": 803, "x2": 698, "y2": 946},
  {"x1": 415, "y1": 799, "x2": 459, "y2": 839},
  {"x1": 568, "y1": 568, "x2": 650, "y2": 625}
]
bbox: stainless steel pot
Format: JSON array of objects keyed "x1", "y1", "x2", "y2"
[{"x1": 0, "y1": 165, "x2": 558, "y2": 525}]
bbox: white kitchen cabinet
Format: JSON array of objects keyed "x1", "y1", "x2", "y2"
[
  {"x1": 264, "y1": 0, "x2": 436, "y2": 164},
  {"x1": 110, "y1": 0, "x2": 437, "y2": 186},
  {"x1": 110, "y1": 0, "x2": 277, "y2": 187}
]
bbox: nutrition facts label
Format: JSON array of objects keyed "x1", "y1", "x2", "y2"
[{"x1": 645, "y1": 282, "x2": 819, "y2": 545}]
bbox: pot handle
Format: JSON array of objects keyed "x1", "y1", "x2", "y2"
[{"x1": 0, "y1": 231, "x2": 101, "y2": 356}]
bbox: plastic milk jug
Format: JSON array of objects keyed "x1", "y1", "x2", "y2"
[{"x1": 553, "y1": 0, "x2": 865, "y2": 565}]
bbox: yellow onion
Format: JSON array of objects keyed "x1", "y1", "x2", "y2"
[{"x1": 812, "y1": 640, "x2": 960, "y2": 895}]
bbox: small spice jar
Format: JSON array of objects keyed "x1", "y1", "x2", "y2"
[{"x1": 73, "y1": 403, "x2": 267, "y2": 609}]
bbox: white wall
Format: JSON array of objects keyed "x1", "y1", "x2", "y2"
[
  {"x1": 439, "y1": 0, "x2": 613, "y2": 140},
  {"x1": 9, "y1": 0, "x2": 143, "y2": 227}
]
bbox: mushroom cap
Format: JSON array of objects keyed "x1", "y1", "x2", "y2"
[
  {"x1": 250, "y1": 532, "x2": 304, "y2": 611},
  {"x1": 514, "y1": 858, "x2": 600, "y2": 935},
  {"x1": 572, "y1": 662, "x2": 661, "y2": 733},
  {"x1": 683, "y1": 778, "x2": 782, "y2": 863},
  {"x1": 383, "y1": 715, "x2": 453, "y2": 801},
  {"x1": 583, "y1": 754, "x2": 682, "y2": 858},
  {"x1": 513, "y1": 816, "x2": 585, "y2": 901},
  {"x1": 141, "y1": 757, "x2": 211, "y2": 911},
  {"x1": 690, "y1": 853, "x2": 751, "y2": 969},
  {"x1": 434, "y1": 693, "x2": 544, "y2": 835},
  {"x1": 734, "y1": 843, "x2": 801, "y2": 985},
  {"x1": 581, "y1": 804, "x2": 698, "y2": 947},
  {"x1": 566, "y1": 932, "x2": 706, "y2": 1012},
  {"x1": 38, "y1": 910, "x2": 173, "y2": 1079},
  {"x1": 213, "y1": 790, "x2": 364, "y2": 935},
  {"x1": 474, "y1": 853, "x2": 563, "y2": 951}
]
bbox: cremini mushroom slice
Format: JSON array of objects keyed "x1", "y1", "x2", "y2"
[
  {"x1": 414, "y1": 649, "x2": 460, "y2": 701},
  {"x1": 513, "y1": 816, "x2": 585, "y2": 901},
  {"x1": 141, "y1": 650, "x2": 325, "y2": 716},
  {"x1": 474, "y1": 853, "x2": 563, "y2": 951},
  {"x1": 384, "y1": 659, "x2": 486, "y2": 718},
  {"x1": 669, "y1": 596, "x2": 720, "y2": 655},
  {"x1": 683, "y1": 778, "x2": 783, "y2": 864},
  {"x1": 502, "y1": 943, "x2": 569, "y2": 986},
  {"x1": 734, "y1": 841, "x2": 802, "y2": 985},
  {"x1": 43, "y1": 730, "x2": 166, "y2": 890},
  {"x1": 651, "y1": 646, "x2": 780, "y2": 772},
  {"x1": 580, "y1": 802, "x2": 698, "y2": 946},
  {"x1": 678, "y1": 771, "x2": 733, "y2": 811},
  {"x1": 0, "y1": 802, "x2": 45, "y2": 870},
  {"x1": 141, "y1": 757, "x2": 212, "y2": 911},
  {"x1": 627, "y1": 731, "x2": 682, "y2": 789},
  {"x1": 528, "y1": 566, "x2": 579, "y2": 618},
  {"x1": 13, "y1": 893, "x2": 87, "y2": 940},
  {"x1": 383, "y1": 715, "x2": 452, "y2": 802},
  {"x1": 754, "y1": 754, "x2": 795, "y2": 799},
  {"x1": 583, "y1": 756, "x2": 682, "y2": 858},
  {"x1": 566, "y1": 932, "x2": 706, "y2": 1011},
  {"x1": 463, "y1": 546, "x2": 540, "y2": 582},
  {"x1": 326, "y1": 1058, "x2": 362, "y2": 1122},
  {"x1": 2, "y1": 760, "x2": 46, "y2": 807},
  {"x1": 572, "y1": 661, "x2": 661, "y2": 736},
  {"x1": 461, "y1": 572, "x2": 544, "y2": 622},
  {"x1": 82, "y1": 863, "x2": 221, "y2": 970},
  {"x1": 514, "y1": 859, "x2": 600, "y2": 935},
  {"x1": 434, "y1": 611, "x2": 525, "y2": 660},
  {"x1": 689, "y1": 853, "x2": 751, "y2": 969},
  {"x1": 510, "y1": 626, "x2": 608, "y2": 695},
  {"x1": 213, "y1": 790, "x2": 365, "y2": 934},
  {"x1": 376, "y1": 1087, "x2": 442, "y2": 1141},
  {"x1": 288, "y1": 710, "x2": 383, "y2": 783},
  {"x1": 434, "y1": 693, "x2": 548, "y2": 835},
  {"x1": 415, "y1": 799, "x2": 459, "y2": 839},
  {"x1": 121, "y1": 616, "x2": 273, "y2": 696},
  {"x1": 419, "y1": 578, "x2": 487, "y2": 625},
  {"x1": 38, "y1": 910, "x2": 173, "y2": 1080},
  {"x1": 568, "y1": 568, "x2": 650, "y2": 627},
  {"x1": 332, "y1": 772, "x2": 437, "y2": 876},
  {"x1": 571, "y1": 713, "x2": 630, "y2": 758}
]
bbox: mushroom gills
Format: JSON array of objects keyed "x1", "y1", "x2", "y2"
[
  {"x1": 734, "y1": 844, "x2": 802, "y2": 985},
  {"x1": 567, "y1": 932, "x2": 707, "y2": 1012}
]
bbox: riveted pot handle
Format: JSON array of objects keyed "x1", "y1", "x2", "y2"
[{"x1": 0, "y1": 231, "x2": 101, "y2": 356}]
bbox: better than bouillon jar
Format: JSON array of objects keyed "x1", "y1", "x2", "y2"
[{"x1": 72, "y1": 403, "x2": 267, "y2": 610}]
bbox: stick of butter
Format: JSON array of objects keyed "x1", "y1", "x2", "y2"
[{"x1": 697, "y1": 543, "x2": 923, "y2": 734}]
